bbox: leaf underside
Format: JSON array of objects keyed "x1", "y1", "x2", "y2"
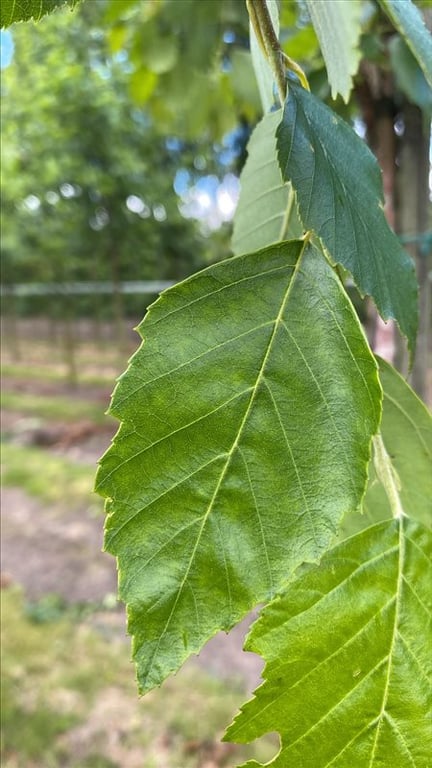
[
  {"x1": 276, "y1": 81, "x2": 418, "y2": 354},
  {"x1": 232, "y1": 110, "x2": 303, "y2": 257},
  {"x1": 0, "y1": 0, "x2": 78, "y2": 27},
  {"x1": 365, "y1": 359, "x2": 432, "y2": 522},
  {"x1": 96, "y1": 239, "x2": 381, "y2": 692},
  {"x1": 305, "y1": 0, "x2": 362, "y2": 102},
  {"x1": 341, "y1": 358, "x2": 432, "y2": 540},
  {"x1": 226, "y1": 518, "x2": 432, "y2": 768}
]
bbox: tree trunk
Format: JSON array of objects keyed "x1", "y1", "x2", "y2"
[{"x1": 356, "y1": 64, "x2": 431, "y2": 402}]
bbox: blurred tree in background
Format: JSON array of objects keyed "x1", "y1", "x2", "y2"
[{"x1": 1, "y1": 0, "x2": 430, "y2": 394}]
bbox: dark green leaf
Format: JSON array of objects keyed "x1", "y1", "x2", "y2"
[
  {"x1": 379, "y1": 0, "x2": 432, "y2": 87},
  {"x1": 226, "y1": 518, "x2": 432, "y2": 767},
  {"x1": 0, "y1": 0, "x2": 78, "y2": 27},
  {"x1": 232, "y1": 111, "x2": 303, "y2": 256},
  {"x1": 277, "y1": 81, "x2": 418, "y2": 354},
  {"x1": 96, "y1": 239, "x2": 381, "y2": 692}
]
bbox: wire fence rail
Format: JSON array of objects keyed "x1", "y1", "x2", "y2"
[{"x1": 0, "y1": 281, "x2": 175, "y2": 297}]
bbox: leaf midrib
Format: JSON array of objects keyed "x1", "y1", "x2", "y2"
[
  {"x1": 368, "y1": 516, "x2": 405, "y2": 767},
  {"x1": 142, "y1": 240, "x2": 308, "y2": 683}
]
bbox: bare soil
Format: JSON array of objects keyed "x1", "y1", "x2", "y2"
[{"x1": 1, "y1": 392, "x2": 263, "y2": 690}]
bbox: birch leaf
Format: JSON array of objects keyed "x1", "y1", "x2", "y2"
[
  {"x1": 226, "y1": 518, "x2": 432, "y2": 768},
  {"x1": 96, "y1": 239, "x2": 381, "y2": 693},
  {"x1": 277, "y1": 81, "x2": 418, "y2": 354},
  {"x1": 232, "y1": 110, "x2": 302, "y2": 256},
  {"x1": 305, "y1": 0, "x2": 362, "y2": 102}
]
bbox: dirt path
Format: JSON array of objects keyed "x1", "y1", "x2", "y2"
[
  {"x1": 1, "y1": 483, "x2": 262, "y2": 690},
  {"x1": 1, "y1": 487, "x2": 116, "y2": 602}
]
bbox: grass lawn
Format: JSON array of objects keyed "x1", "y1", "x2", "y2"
[
  {"x1": 1, "y1": 391, "x2": 111, "y2": 425},
  {"x1": 1, "y1": 590, "x2": 276, "y2": 768},
  {"x1": 1, "y1": 443, "x2": 101, "y2": 508},
  {"x1": 1, "y1": 322, "x2": 277, "y2": 768}
]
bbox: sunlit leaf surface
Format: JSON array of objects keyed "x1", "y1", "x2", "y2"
[
  {"x1": 0, "y1": 0, "x2": 78, "y2": 27},
  {"x1": 96, "y1": 239, "x2": 381, "y2": 692},
  {"x1": 226, "y1": 518, "x2": 432, "y2": 767}
]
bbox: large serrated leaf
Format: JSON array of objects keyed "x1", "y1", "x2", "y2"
[
  {"x1": 277, "y1": 81, "x2": 418, "y2": 354},
  {"x1": 0, "y1": 0, "x2": 78, "y2": 27},
  {"x1": 232, "y1": 111, "x2": 303, "y2": 256},
  {"x1": 225, "y1": 518, "x2": 432, "y2": 767},
  {"x1": 305, "y1": 0, "x2": 362, "y2": 102},
  {"x1": 96, "y1": 239, "x2": 381, "y2": 692},
  {"x1": 379, "y1": 0, "x2": 432, "y2": 88}
]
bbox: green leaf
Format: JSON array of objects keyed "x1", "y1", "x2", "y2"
[
  {"x1": 230, "y1": 49, "x2": 262, "y2": 114},
  {"x1": 225, "y1": 518, "x2": 432, "y2": 767},
  {"x1": 128, "y1": 67, "x2": 158, "y2": 106},
  {"x1": 379, "y1": 0, "x2": 432, "y2": 88},
  {"x1": 389, "y1": 36, "x2": 432, "y2": 115},
  {"x1": 339, "y1": 358, "x2": 432, "y2": 540},
  {"x1": 282, "y1": 24, "x2": 320, "y2": 64},
  {"x1": 365, "y1": 359, "x2": 432, "y2": 525},
  {"x1": 96, "y1": 239, "x2": 381, "y2": 693},
  {"x1": 277, "y1": 81, "x2": 418, "y2": 354},
  {"x1": 0, "y1": 0, "x2": 78, "y2": 27},
  {"x1": 232, "y1": 111, "x2": 303, "y2": 256},
  {"x1": 305, "y1": 0, "x2": 362, "y2": 102}
]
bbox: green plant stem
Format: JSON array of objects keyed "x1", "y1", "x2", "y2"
[
  {"x1": 281, "y1": 51, "x2": 310, "y2": 92},
  {"x1": 247, "y1": 0, "x2": 287, "y2": 104},
  {"x1": 373, "y1": 433, "x2": 406, "y2": 519},
  {"x1": 247, "y1": 0, "x2": 310, "y2": 104}
]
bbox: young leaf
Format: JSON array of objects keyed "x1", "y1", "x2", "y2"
[
  {"x1": 305, "y1": 0, "x2": 362, "y2": 102},
  {"x1": 232, "y1": 111, "x2": 303, "y2": 256},
  {"x1": 225, "y1": 518, "x2": 432, "y2": 767},
  {"x1": 96, "y1": 239, "x2": 381, "y2": 693},
  {"x1": 277, "y1": 81, "x2": 418, "y2": 354},
  {"x1": 379, "y1": 0, "x2": 432, "y2": 88},
  {"x1": 0, "y1": 0, "x2": 78, "y2": 27}
]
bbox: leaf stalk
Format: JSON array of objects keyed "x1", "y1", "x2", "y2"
[
  {"x1": 246, "y1": 0, "x2": 310, "y2": 105},
  {"x1": 247, "y1": 0, "x2": 287, "y2": 105}
]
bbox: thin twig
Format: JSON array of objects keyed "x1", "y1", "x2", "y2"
[{"x1": 247, "y1": 0, "x2": 287, "y2": 105}]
